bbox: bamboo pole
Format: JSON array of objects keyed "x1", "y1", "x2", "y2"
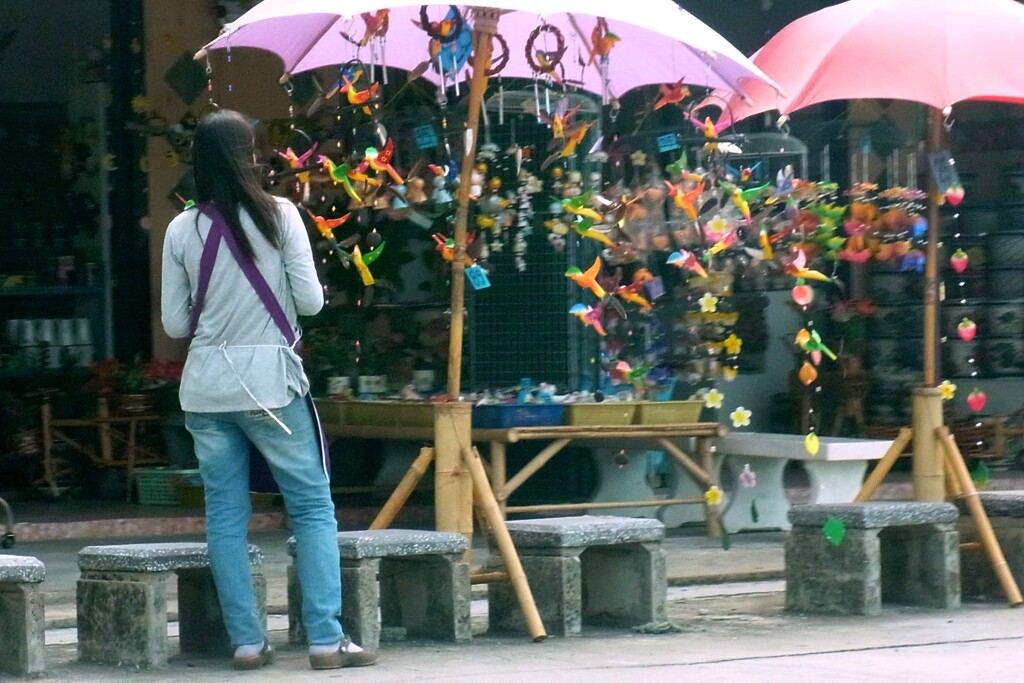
[
  {"x1": 912, "y1": 386, "x2": 945, "y2": 501},
  {"x1": 855, "y1": 427, "x2": 913, "y2": 502},
  {"x1": 446, "y1": 9, "x2": 498, "y2": 399},
  {"x1": 495, "y1": 438, "x2": 571, "y2": 502},
  {"x1": 369, "y1": 447, "x2": 435, "y2": 530},
  {"x1": 922, "y1": 107, "x2": 944, "y2": 388},
  {"x1": 470, "y1": 570, "x2": 510, "y2": 584},
  {"x1": 938, "y1": 426, "x2": 1023, "y2": 606},
  {"x1": 464, "y1": 447, "x2": 547, "y2": 641},
  {"x1": 434, "y1": 403, "x2": 474, "y2": 548},
  {"x1": 696, "y1": 434, "x2": 722, "y2": 537},
  {"x1": 506, "y1": 497, "x2": 704, "y2": 515},
  {"x1": 489, "y1": 441, "x2": 507, "y2": 516},
  {"x1": 655, "y1": 438, "x2": 712, "y2": 489}
]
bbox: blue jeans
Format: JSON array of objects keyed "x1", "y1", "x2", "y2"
[{"x1": 186, "y1": 396, "x2": 343, "y2": 646}]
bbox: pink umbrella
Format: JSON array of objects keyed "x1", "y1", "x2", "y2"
[
  {"x1": 196, "y1": 0, "x2": 778, "y2": 101},
  {"x1": 698, "y1": 0, "x2": 1024, "y2": 512},
  {"x1": 705, "y1": 0, "x2": 1024, "y2": 125},
  {"x1": 196, "y1": 0, "x2": 780, "y2": 401}
]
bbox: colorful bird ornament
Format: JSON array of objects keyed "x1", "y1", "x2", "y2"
[
  {"x1": 664, "y1": 179, "x2": 705, "y2": 221},
  {"x1": 351, "y1": 243, "x2": 385, "y2": 286},
  {"x1": 653, "y1": 79, "x2": 690, "y2": 110},
  {"x1": 565, "y1": 256, "x2": 607, "y2": 299},
  {"x1": 359, "y1": 138, "x2": 404, "y2": 185},
  {"x1": 666, "y1": 249, "x2": 708, "y2": 279},
  {"x1": 570, "y1": 302, "x2": 607, "y2": 336},
  {"x1": 276, "y1": 145, "x2": 318, "y2": 185},
  {"x1": 541, "y1": 120, "x2": 596, "y2": 170},
  {"x1": 589, "y1": 17, "x2": 620, "y2": 64},
  {"x1": 318, "y1": 156, "x2": 365, "y2": 203},
  {"x1": 783, "y1": 250, "x2": 832, "y2": 283}
]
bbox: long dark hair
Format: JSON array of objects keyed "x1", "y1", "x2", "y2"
[{"x1": 191, "y1": 108, "x2": 282, "y2": 261}]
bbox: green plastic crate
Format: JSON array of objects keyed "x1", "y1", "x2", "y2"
[
  {"x1": 135, "y1": 467, "x2": 201, "y2": 506},
  {"x1": 633, "y1": 400, "x2": 704, "y2": 425},
  {"x1": 347, "y1": 400, "x2": 435, "y2": 427},
  {"x1": 563, "y1": 402, "x2": 637, "y2": 426},
  {"x1": 313, "y1": 397, "x2": 349, "y2": 426}
]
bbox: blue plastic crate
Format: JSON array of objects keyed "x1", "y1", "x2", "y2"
[{"x1": 472, "y1": 404, "x2": 565, "y2": 429}]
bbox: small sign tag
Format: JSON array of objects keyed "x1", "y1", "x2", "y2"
[
  {"x1": 926, "y1": 149, "x2": 961, "y2": 194},
  {"x1": 465, "y1": 264, "x2": 491, "y2": 290},
  {"x1": 644, "y1": 275, "x2": 666, "y2": 301},
  {"x1": 413, "y1": 124, "x2": 439, "y2": 150},
  {"x1": 656, "y1": 133, "x2": 680, "y2": 153}
]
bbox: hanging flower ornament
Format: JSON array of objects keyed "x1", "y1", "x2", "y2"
[
  {"x1": 940, "y1": 380, "x2": 957, "y2": 401},
  {"x1": 722, "y1": 333, "x2": 742, "y2": 355},
  {"x1": 805, "y1": 432, "x2": 820, "y2": 456},
  {"x1": 720, "y1": 366, "x2": 738, "y2": 381},
  {"x1": 704, "y1": 388, "x2": 724, "y2": 409},
  {"x1": 949, "y1": 248, "x2": 970, "y2": 273},
  {"x1": 738, "y1": 464, "x2": 757, "y2": 488},
  {"x1": 730, "y1": 406, "x2": 752, "y2": 428},
  {"x1": 704, "y1": 485, "x2": 723, "y2": 506},
  {"x1": 699, "y1": 292, "x2": 720, "y2": 313}
]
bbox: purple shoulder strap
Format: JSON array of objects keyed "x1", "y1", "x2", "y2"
[
  {"x1": 189, "y1": 205, "x2": 295, "y2": 346},
  {"x1": 188, "y1": 204, "x2": 328, "y2": 478}
]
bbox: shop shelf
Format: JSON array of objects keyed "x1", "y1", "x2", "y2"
[
  {"x1": 633, "y1": 400, "x2": 703, "y2": 425},
  {"x1": 563, "y1": 402, "x2": 637, "y2": 426},
  {"x1": 472, "y1": 403, "x2": 565, "y2": 429}
]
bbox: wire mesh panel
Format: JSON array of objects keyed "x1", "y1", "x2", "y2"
[{"x1": 469, "y1": 233, "x2": 599, "y2": 391}]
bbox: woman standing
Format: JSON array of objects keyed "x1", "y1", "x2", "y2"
[{"x1": 161, "y1": 108, "x2": 376, "y2": 671}]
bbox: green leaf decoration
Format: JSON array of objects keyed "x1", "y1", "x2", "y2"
[
  {"x1": 719, "y1": 525, "x2": 732, "y2": 551},
  {"x1": 822, "y1": 517, "x2": 846, "y2": 546},
  {"x1": 971, "y1": 460, "x2": 991, "y2": 488},
  {"x1": 751, "y1": 499, "x2": 759, "y2": 523}
]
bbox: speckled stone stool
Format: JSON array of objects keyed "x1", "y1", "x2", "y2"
[
  {"x1": 786, "y1": 502, "x2": 960, "y2": 616},
  {"x1": 955, "y1": 491, "x2": 1024, "y2": 600},
  {"x1": 287, "y1": 529, "x2": 471, "y2": 650},
  {"x1": 77, "y1": 542, "x2": 265, "y2": 668},
  {"x1": 0, "y1": 555, "x2": 45, "y2": 676},
  {"x1": 488, "y1": 515, "x2": 667, "y2": 637}
]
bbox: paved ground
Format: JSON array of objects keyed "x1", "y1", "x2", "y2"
[{"x1": 8, "y1": 525, "x2": 1024, "y2": 682}]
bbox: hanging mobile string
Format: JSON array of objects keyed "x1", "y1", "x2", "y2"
[
  {"x1": 225, "y1": 46, "x2": 234, "y2": 96},
  {"x1": 282, "y1": 80, "x2": 296, "y2": 129},
  {"x1": 204, "y1": 54, "x2": 218, "y2": 108}
]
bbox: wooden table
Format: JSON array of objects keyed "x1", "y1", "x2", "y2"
[
  {"x1": 39, "y1": 396, "x2": 165, "y2": 500},
  {"x1": 323, "y1": 422, "x2": 726, "y2": 532}
]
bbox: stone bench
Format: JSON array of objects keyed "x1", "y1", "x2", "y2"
[
  {"x1": 287, "y1": 529, "x2": 471, "y2": 650},
  {"x1": 77, "y1": 542, "x2": 265, "y2": 668},
  {"x1": 710, "y1": 433, "x2": 893, "y2": 532},
  {"x1": 0, "y1": 555, "x2": 45, "y2": 677},
  {"x1": 786, "y1": 502, "x2": 960, "y2": 616},
  {"x1": 954, "y1": 491, "x2": 1024, "y2": 600},
  {"x1": 488, "y1": 515, "x2": 666, "y2": 637}
]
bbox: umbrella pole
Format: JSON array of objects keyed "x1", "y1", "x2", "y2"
[
  {"x1": 434, "y1": 9, "x2": 498, "y2": 542},
  {"x1": 911, "y1": 107, "x2": 947, "y2": 502}
]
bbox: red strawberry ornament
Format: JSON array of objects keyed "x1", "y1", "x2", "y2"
[
  {"x1": 791, "y1": 283, "x2": 814, "y2": 306},
  {"x1": 967, "y1": 389, "x2": 987, "y2": 412},
  {"x1": 945, "y1": 184, "x2": 965, "y2": 207},
  {"x1": 957, "y1": 317, "x2": 977, "y2": 342},
  {"x1": 949, "y1": 248, "x2": 969, "y2": 273}
]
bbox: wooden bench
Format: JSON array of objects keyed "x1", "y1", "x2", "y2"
[
  {"x1": 712, "y1": 433, "x2": 893, "y2": 532},
  {"x1": 77, "y1": 542, "x2": 265, "y2": 668},
  {"x1": 786, "y1": 502, "x2": 960, "y2": 616},
  {"x1": 0, "y1": 555, "x2": 45, "y2": 676},
  {"x1": 286, "y1": 529, "x2": 471, "y2": 650},
  {"x1": 488, "y1": 515, "x2": 667, "y2": 637}
]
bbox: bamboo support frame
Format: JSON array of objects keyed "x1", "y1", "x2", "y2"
[
  {"x1": 495, "y1": 438, "x2": 570, "y2": 502},
  {"x1": 464, "y1": 446, "x2": 547, "y2": 641},
  {"x1": 505, "y1": 497, "x2": 704, "y2": 515},
  {"x1": 369, "y1": 447, "x2": 435, "y2": 530},
  {"x1": 470, "y1": 570, "x2": 511, "y2": 584},
  {"x1": 855, "y1": 427, "x2": 913, "y2": 502},
  {"x1": 938, "y1": 426, "x2": 1023, "y2": 606},
  {"x1": 655, "y1": 438, "x2": 712, "y2": 489}
]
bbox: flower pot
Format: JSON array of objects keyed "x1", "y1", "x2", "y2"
[{"x1": 117, "y1": 392, "x2": 156, "y2": 415}]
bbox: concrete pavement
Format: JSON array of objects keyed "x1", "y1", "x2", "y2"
[{"x1": 7, "y1": 526, "x2": 1024, "y2": 681}]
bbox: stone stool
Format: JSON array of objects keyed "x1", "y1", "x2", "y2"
[
  {"x1": 77, "y1": 542, "x2": 265, "y2": 668},
  {"x1": 955, "y1": 491, "x2": 1024, "y2": 599},
  {"x1": 0, "y1": 555, "x2": 45, "y2": 676},
  {"x1": 488, "y1": 515, "x2": 667, "y2": 637},
  {"x1": 786, "y1": 502, "x2": 960, "y2": 616},
  {"x1": 287, "y1": 529, "x2": 471, "y2": 650}
]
